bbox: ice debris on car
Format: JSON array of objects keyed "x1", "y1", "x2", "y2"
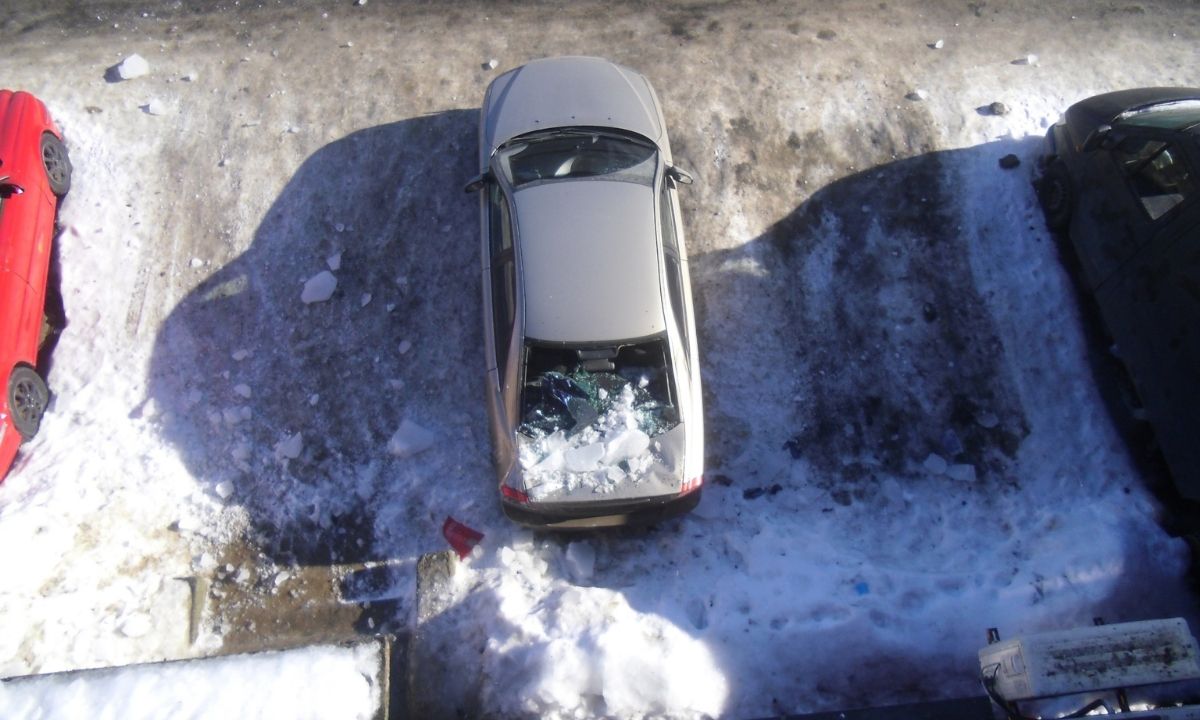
[{"x1": 517, "y1": 369, "x2": 677, "y2": 499}]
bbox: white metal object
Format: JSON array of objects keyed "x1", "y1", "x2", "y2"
[{"x1": 978, "y1": 618, "x2": 1200, "y2": 701}]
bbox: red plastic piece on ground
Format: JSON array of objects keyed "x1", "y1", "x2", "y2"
[{"x1": 442, "y1": 517, "x2": 484, "y2": 559}]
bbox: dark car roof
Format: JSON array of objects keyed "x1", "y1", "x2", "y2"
[{"x1": 1068, "y1": 87, "x2": 1200, "y2": 132}]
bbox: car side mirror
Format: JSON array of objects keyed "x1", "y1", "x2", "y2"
[
  {"x1": 463, "y1": 171, "x2": 491, "y2": 193},
  {"x1": 667, "y1": 166, "x2": 694, "y2": 186}
]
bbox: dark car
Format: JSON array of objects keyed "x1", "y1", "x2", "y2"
[{"x1": 1038, "y1": 88, "x2": 1200, "y2": 497}]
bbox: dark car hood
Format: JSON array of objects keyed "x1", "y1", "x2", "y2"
[{"x1": 1065, "y1": 87, "x2": 1200, "y2": 146}]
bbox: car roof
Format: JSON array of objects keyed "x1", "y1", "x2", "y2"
[
  {"x1": 514, "y1": 180, "x2": 666, "y2": 343},
  {"x1": 483, "y1": 56, "x2": 664, "y2": 156}
]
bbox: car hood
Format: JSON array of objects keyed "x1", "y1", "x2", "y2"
[{"x1": 483, "y1": 56, "x2": 665, "y2": 155}]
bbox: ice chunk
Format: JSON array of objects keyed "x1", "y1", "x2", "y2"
[
  {"x1": 398, "y1": 340, "x2": 412, "y2": 355},
  {"x1": 215, "y1": 480, "x2": 234, "y2": 499},
  {"x1": 301, "y1": 271, "x2": 337, "y2": 303},
  {"x1": 930, "y1": 39, "x2": 944, "y2": 49},
  {"x1": 564, "y1": 443, "x2": 604, "y2": 472},
  {"x1": 190, "y1": 257, "x2": 204, "y2": 268},
  {"x1": 360, "y1": 292, "x2": 372, "y2": 307},
  {"x1": 947, "y1": 464, "x2": 977, "y2": 482},
  {"x1": 483, "y1": 58, "x2": 498, "y2": 70},
  {"x1": 564, "y1": 541, "x2": 596, "y2": 582},
  {"x1": 604, "y1": 428, "x2": 650, "y2": 465},
  {"x1": 326, "y1": 252, "x2": 342, "y2": 271},
  {"x1": 906, "y1": 89, "x2": 928, "y2": 101},
  {"x1": 923, "y1": 453, "x2": 948, "y2": 475},
  {"x1": 233, "y1": 384, "x2": 252, "y2": 399},
  {"x1": 116, "y1": 53, "x2": 149, "y2": 80},
  {"x1": 232, "y1": 349, "x2": 249, "y2": 361},
  {"x1": 142, "y1": 100, "x2": 170, "y2": 116},
  {"x1": 309, "y1": 393, "x2": 320, "y2": 406},
  {"x1": 231, "y1": 443, "x2": 251, "y2": 462},
  {"x1": 275, "y1": 432, "x2": 303, "y2": 460},
  {"x1": 1012, "y1": 54, "x2": 1038, "y2": 65},
  {"x1": 182, "y1": 72, "x2": 198, "y2": 82},
  {"x1": 388, "y1": 419, "x2": 435, "y2": 457}
]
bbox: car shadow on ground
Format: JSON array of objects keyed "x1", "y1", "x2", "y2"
[
  {"x1": 691, "y1": 145, "x2": 1032, "y2": 501},
  {"x1": 571, "y1": 138, "x2": 1199, "y2": 713},
  {"x1": 147, "y1": 109, "x2": 504, "y2": 572},
  {"x1": 1042, "y1": 223, "x2": 1180, "y2": 504}
]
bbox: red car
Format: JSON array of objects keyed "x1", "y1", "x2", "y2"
[{"x1": 0, "y1": 90, "x2": 71, "y2": 479}]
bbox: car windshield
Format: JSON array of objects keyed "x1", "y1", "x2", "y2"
[
  {"x1": 1116, "y1": 100, "x2": 1200, "y2": 131},
  {"x1": 497, "y1": 130, "x2": 657, "y2": 188}
]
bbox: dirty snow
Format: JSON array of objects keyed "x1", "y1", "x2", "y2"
[{"x1": 0, "y1": 2, "x2": 1199, "y2": 719}]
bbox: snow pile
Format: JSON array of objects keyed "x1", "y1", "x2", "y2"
[
  {"x1": 475, "y1": 538, "x2": 727, "y2": 719},
  {"x1": 0, "y1": 642, "x2": 382, "y2": 720},
  {"x1": 518, "y1": 379, "x2": 660, "y2": 499}
]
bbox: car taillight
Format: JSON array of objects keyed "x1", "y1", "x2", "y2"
[
  {"x1": 501, "y1": 484, "x2": 530, "y2": 503},
  {"x1": 679, "y1": 476, "x2": 702, "y2": 495}
]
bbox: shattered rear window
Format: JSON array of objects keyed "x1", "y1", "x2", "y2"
[
  {"x1": 519, "y1": 338, "x2": 678, "y2": 439},
  {"x1": 516, "y1": 337, "x2": 681, "y2": 497}
]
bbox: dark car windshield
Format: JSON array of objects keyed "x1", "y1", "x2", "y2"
[
  {"x1": 497, "y1": 130, "x2": 657, "y2": 188},
  {"x1": 1116, "y1": 100, "x2": 1200, "y2": 131}
]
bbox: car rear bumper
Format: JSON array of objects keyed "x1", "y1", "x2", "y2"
[{"x1": 501, "y1": 487, "x2": 702, "y2": 529}]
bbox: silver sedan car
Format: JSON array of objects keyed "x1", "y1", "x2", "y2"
[{"x1": 465, "y1": 56, "x2": 703, "y2": 528}]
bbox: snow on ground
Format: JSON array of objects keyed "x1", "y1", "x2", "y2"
[
  {"x1": 0, "y1": 641, "x2": 382, "y2": 719},
  {"x1": 0, "y1": 2, "x2": 1199, "y2": 718}
]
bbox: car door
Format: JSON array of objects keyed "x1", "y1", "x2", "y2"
[
  {"x1": 1070, "y1": 129, "x2": 1188, "y2": 292},
  {"x1": 1094, "y1": 138, "x2": 1200, "y2": 488},
  {"x1": 483, "y1": 182, "x2": 520, "y2": 467},
  {"x1": 0, "y1": 193, "x2": 26, "y2": 373},
  {"x1": 0, "y1": 185, "x2": 41, "y2": 369}
]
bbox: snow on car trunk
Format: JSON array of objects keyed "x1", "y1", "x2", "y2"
[{"x1": 516, "y1": 341, "x2": 684, "y2": 501}]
